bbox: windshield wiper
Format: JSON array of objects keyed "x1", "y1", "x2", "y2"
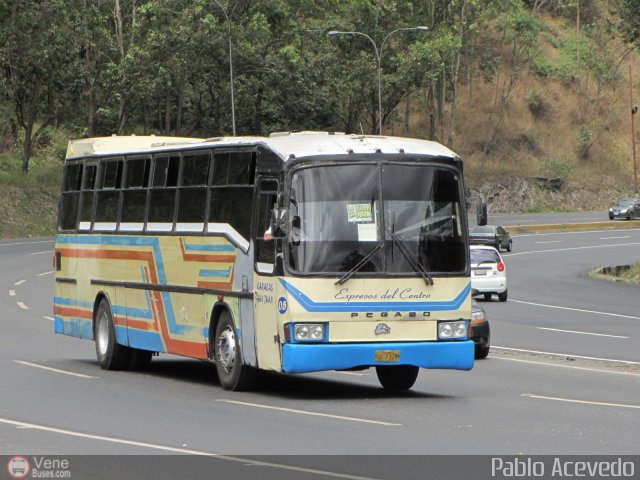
[
  {"x1": 391, "y1": 233, "x2": 434, "y2": 286},
  {"x1": 335, "y1": 243, "x2": 384, "y2": 286}
]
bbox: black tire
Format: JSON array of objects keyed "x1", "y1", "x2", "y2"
[
  {"x1": 609, "y1": 214, "x2": 614, "y2": 220},
  {"x1": 506, "y1": 240, "x2": 512, "y2": 252},
  {"x1": 484, "y1": 293, "x2": 492, "y2": 301},
  {"x1": 375, "y1": 365, "x2": 419, "y2": 390},
  {"x1": 128, "y1": 349, "x2": 153, "y2": 370},
  {"x1": 213, "y1": 310, "x2": 256, "y2": 391},
  {"x1": 497, "y1": 290, "x2": 508, "y2": 302},
  {"x1": 94, "y1": 299, "x2": 131, "y2": 370},
  {"x1": 475, "y1": 344, "x2": 490, "y2": 360},
  {"x1": 627, "y1": 212, "x2": 633, "y2": 221}
]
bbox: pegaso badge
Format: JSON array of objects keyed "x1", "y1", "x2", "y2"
[{"x1": 375, "y1": 323, "x2": 391, "y2": 336}]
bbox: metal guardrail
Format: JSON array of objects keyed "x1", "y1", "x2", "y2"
[{"x1": 505, "y1": 220, "x2": 640, "y2": 235}]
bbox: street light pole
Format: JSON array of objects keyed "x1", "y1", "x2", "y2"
[
  {"x1": 213, "y1": 0, "x2": 237, "y2": 136},
  {"x1": 328, "y1": 27, "x2": 428, "y2": 135},
  {"x1": 630, "y1": 65, "x2": 638, "y2": 193}
]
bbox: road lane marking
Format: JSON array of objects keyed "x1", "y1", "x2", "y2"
[
  {"x1": 492, "y1": 346, "x2": 640, "y2": 365},
  {"x1": 522, "y1": 393, "x2": 640, "y2": 410},
  {"x1": 0, "y1": 418, "x2": 379, "y2": 480},
  {"x1": 217, "y1": 399, "x2": 401, "y2": 426},
  {"x1": 493, "y1": 357, "x2": 640, "y2": 377},
  {"x1": 508, "y1": 299, "x2": 640, "y2": 321},
  {"x1": 333, "y1": 371, "x2": 371, "y2": 377},
  {"x1": 535, "y1": 240, "x2": 561, "y2": 244},
  {"x1": 30, "y1": 250, "x2": 54, "y2": 256},
  {"x1": 42, "y1": 316, "x2": 55, "y2": 321},
  {"x1": 17, "y1": 302, "x2": 30, "y2": 310},
  {"x1": 513, "y1": 228, "x2": 640, "y2": 238},
  {"x1": 600, "y1": 236, "x2": 630, "y2": 240},
  {"x1": 504, "y1": 242, "x2": 640, "y2": 256},
  {"x1": 9, "y1": 290, "x2": 15, "y2": 297},
  {"x1": 14, "y1": 280, "x2": 26, "y2": 286},
  {"x1": 0, "y1": 240, "x2": 54, "y2": 247},
  {"x1": 13, "y1": 361, "x2": 97, "y2": 379},
  {"x1": 37, "y1": 270, "x2": 54, "y2": 276},
  {"x1": 535, "y1": 327, "x2": 629, "y2": 339}
]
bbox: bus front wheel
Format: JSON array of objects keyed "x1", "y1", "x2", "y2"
[
  {"x1": 375, "y1": 365, "x2": 419, "y2": 390},
  {"x1": 213, "y1": 311, "x2": 256, "y2": 391},
  {"x1": 94, "y1": 299, "x2": 130, "y2": 370}
]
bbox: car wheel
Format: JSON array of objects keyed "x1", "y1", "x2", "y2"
[
  {"x1": 497, "y1": 290, "x2": 508, "y2": 302},
  {"x1": 506, "y1": 240, "x2": 512, "y2": 252},
  {"x1": 484, "y1": 293, "x2": 492, "y2": 301},
  {"x1": 214, "y1": 310, "x2": 256, "y2": 391},
  {"x1": 627, "y1": 212, "x2": 633, "y2": 221},
  {"x1": 475, "y1": 344, "x2": 490, "y2": 360},
  {"x1": 609, "y1": 213, "x2": 614, "y2": 220},
  {"x1": 94, "y1": 299, "x2": 131, "y2": 370},
  {"x1": 375, "y1": 365, "x2": 419, "y2": 390}
]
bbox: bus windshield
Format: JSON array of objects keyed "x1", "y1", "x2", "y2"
[{"x1": 287, "y1": 162, "x2": 466, "y2": 275}]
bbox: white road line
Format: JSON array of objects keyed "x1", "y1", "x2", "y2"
[
  {"x1": 0, "y1": 240, "x2": 54, "y2": 247},
  {"x1": 16, "y1": 302, "x2": 30, "y2": 310},
  {"x1": 42, "y1": 316, "x2": 55, "y2": 322},
  {"x1": 535, "y1": 327, "x2": 629, "y2": 339},
  {"x1": 508, "y1": 299, "x2": 640, "y2": 321},
  {"x1": 0, "y1": 418, "x2": 378, "y2": 480},
  {"x1": 14, "y1": 279, "x2": 26, "y2": 286},
  {"x1": 492, "y1": 346, "x2": 640, "y2": 365},
  {"x1": 9, "y1": 290, "x2": 15, "y2": 297},
  {"x1": 600, "y1": 236, "x2": 631, "y2": 240},
  {"x1": 493, "y1": 357, "x2": 640, "y2": 377},
  {"x1": 217, "y1": 399, "x2": 401, "y2": 426},
  {"x1": 535, "y1": 240, "x2": 561, "y2": 244},
  {"x1": 333, "y1": 371, "x2": 371, "y2": 377},
  {"x1": 37, "y1": 270, "x2": 54, "y2": 276},
  {"x1": 29, "y1": 250, "x2": 54, "y2": 256},
  {"x1": 513, "y1": 228, "x2": 640, "y2": 238},
  {"x1": 522, "y1": 393, "x2": 640, "y2": 410},
  {"x1": 504, "y1": 242, "x2": 640, "y2": 256},
  {"x1": 13, "y1": 361, "x2": 97, "y2": 379}
]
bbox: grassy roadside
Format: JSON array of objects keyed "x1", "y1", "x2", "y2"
[{"x1": 0, "y1": 141, "x2": 63, "y2": 239}]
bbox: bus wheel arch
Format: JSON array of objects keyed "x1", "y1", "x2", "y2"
[
  {"x1": 209, "y1": 303, "x2": 256, "y2": 391},
  {"x1": 93, "y1": 293, "x2": 131, "y2": 370}
]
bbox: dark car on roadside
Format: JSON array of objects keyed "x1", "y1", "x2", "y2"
[
  {"x1": 469, "y1": 225, "x2": 512, "y2": 252},
  {"x1": 470, "y1": 299, "x2": 490, "y2": 359},
  {"x1": 608, "y1": 198, "x2": 640, "y2": 220}
]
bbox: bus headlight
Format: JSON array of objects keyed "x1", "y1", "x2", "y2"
[
  {"x1": 438, "y1": 321, "x2": 467, "y2": 339},
  {"x1": 294, "y1": 323, "x2": 325, "y2": 342}
]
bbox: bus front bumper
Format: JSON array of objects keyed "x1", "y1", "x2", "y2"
[{"x1": 281, "y1": 341, "x2": 474, "y2": 373}]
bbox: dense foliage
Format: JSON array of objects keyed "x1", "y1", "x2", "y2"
[{"x1": 0, "y1": 0, "x2": 637, "y2": 172}]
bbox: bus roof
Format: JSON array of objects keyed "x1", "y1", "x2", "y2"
[{"x1": 65, "y1": 132, "x2": 459, "y2": 162}]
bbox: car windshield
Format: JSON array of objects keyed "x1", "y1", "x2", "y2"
[
  {"x1": 470, "y1": 248, "x2": 500, "y2": 264},
  {"x1": 616, "y1": 200, "x2": 634, "y2": 207},
  {"x1": 471, "y1": 226, "x2": 495, "y2": 234},
  {"x1": 286, "y1": 162, "x2": 466, "y2": 275}
]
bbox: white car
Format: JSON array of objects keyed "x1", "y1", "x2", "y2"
[{"x1": 470, "y1": 245, "x2": 508, "y2": 302}]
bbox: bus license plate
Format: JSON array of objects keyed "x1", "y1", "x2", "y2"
[{"x1": 375, "y1": 350, "x2": 400, "y2": 362}]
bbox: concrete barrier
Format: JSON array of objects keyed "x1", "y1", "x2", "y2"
[{"x1": 505, "y1": 220, "x2": 640, "y2": 235}]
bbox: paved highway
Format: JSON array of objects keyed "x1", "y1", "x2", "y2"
[{"x1": 0, "y1": 218, "x2": 638, "y2": 477}]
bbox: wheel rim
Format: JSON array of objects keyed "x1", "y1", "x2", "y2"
[
  {"x1": 216, "y1": 326, "x2": 236, "y2": 374},
  {"x1": 96, "y1": 312, "x2": 109, "y2": 356}
]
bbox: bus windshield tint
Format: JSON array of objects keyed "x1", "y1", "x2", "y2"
[{"x1": 287, "y1": 163, "x2": 466, "y2": 275}]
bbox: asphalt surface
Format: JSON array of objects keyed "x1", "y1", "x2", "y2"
[{"x1": 0, "y1": 217, "x2": 639, "y2": 477}]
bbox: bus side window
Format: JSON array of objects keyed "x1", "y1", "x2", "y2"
[
  {"x1": 59, "y1": 162, "x2": 83, "y2": 231},
  {"x1": 255, "y1": 180, "x2": 278, "y2": 268},
  {"x1": 95, "y1": 158, "x2": 123, "y2": 230},
  {"x1": 79, "y1": 163, "x2": 97, "y2": 231}
]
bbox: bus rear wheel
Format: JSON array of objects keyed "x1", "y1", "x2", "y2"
[
  {"x1": 214, "y1": 311, "x2": 256, "y2": 391},
  {"x1": 375, "y1": 365, "x2": 419, "y2": 390},
  {"x1": 94, "y1": 299, "x2": 131, "y2": 370}
]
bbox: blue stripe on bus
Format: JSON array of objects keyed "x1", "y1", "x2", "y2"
[
  {"x1": 56, "y1": 317, "x2": 93, "y2": 339},
  {"x1": 199, "y1": 267, "x2": 232, "y2": 278},
  {"x1": 126, "y1": 329, "x2": 166, "y2": 352},
  {"x1": 278, "y1": 279, "x2": 471, "y2": 313},
  {"x1": 54, "y1": 297, "x2": 93, "y2": 309},
  {"x1": 183, "y1": 239, "x2": 235, "y2": 252},
  {"x1": 56, "y1": 234, "x2": 196, "y2": 336}
]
